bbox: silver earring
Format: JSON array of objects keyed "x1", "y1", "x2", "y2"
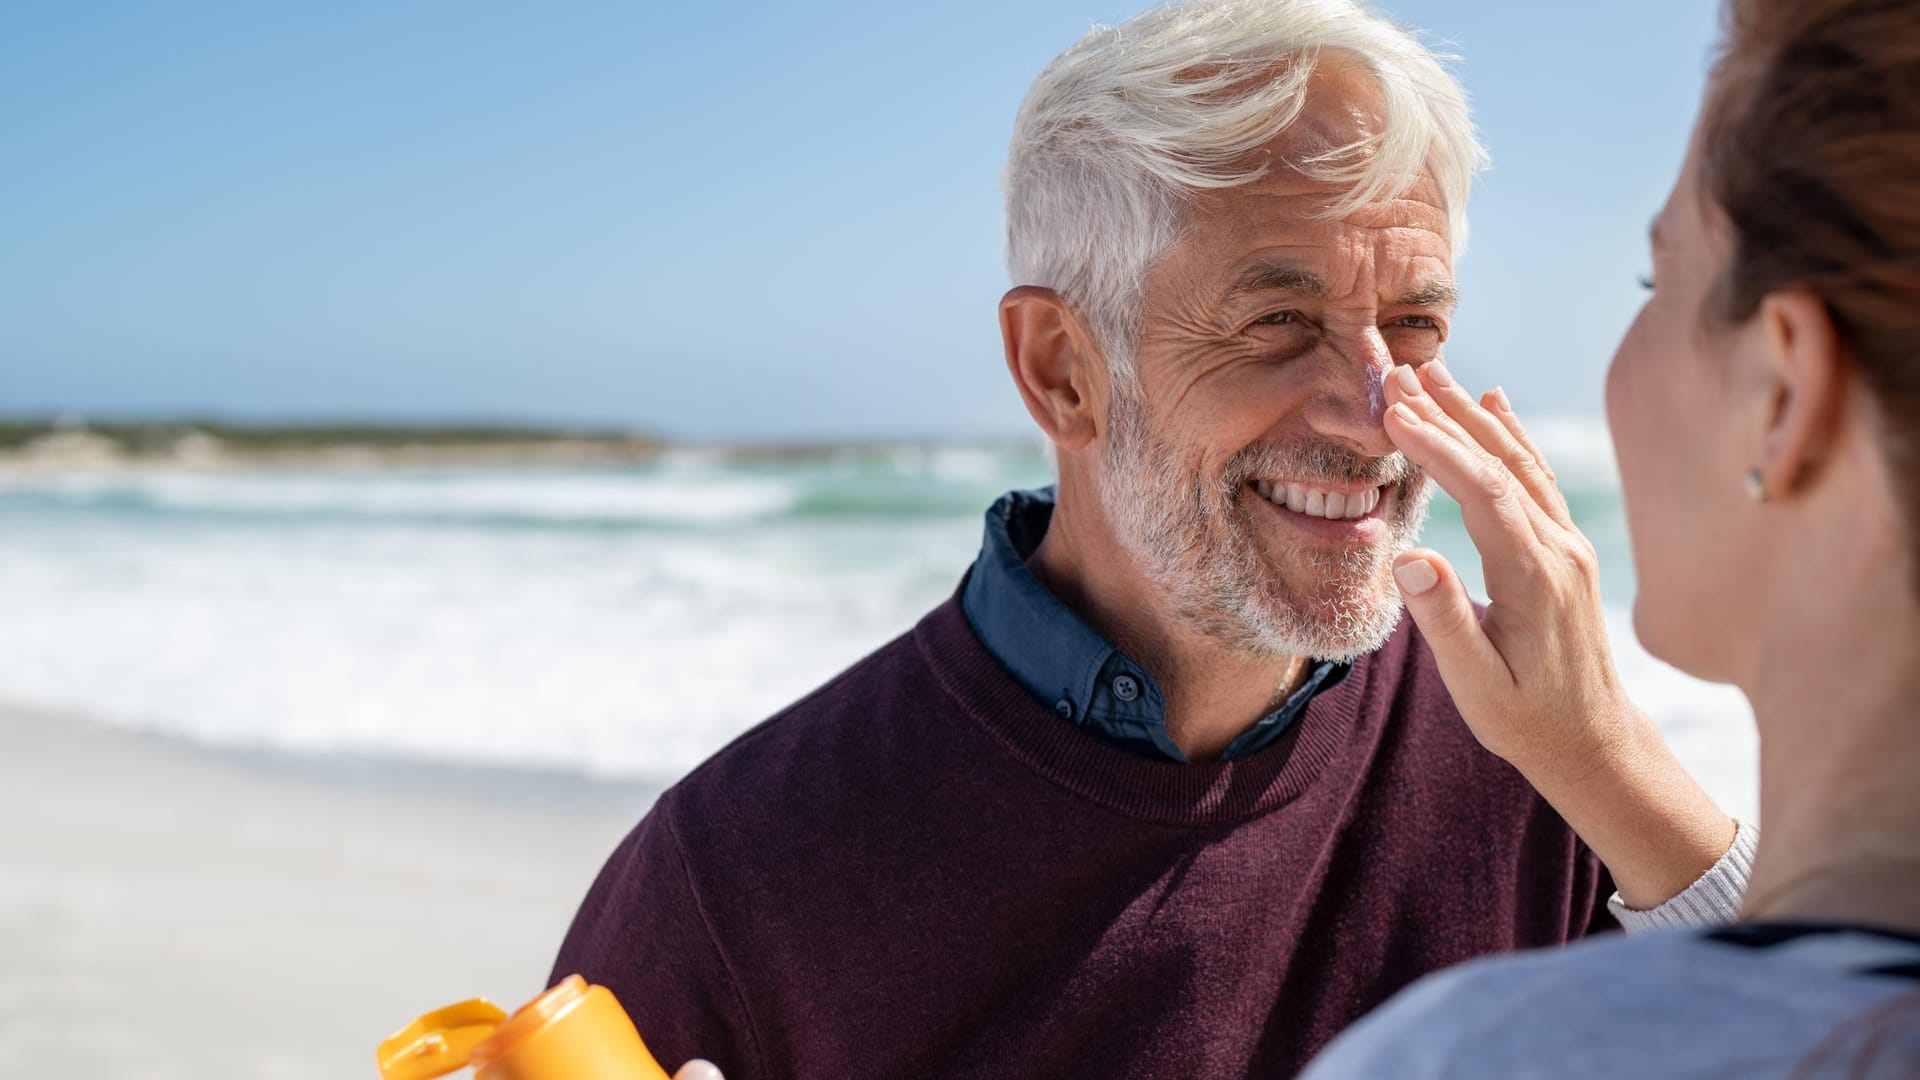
[{"x1": 1745, "y1": 468, "x2": 1768, "y2": 503}]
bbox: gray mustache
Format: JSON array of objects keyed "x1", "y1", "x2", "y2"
[{"x1": 1223, "y1": 442, "x2": 1423, "y2": 491}]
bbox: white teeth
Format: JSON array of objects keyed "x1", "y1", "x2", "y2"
[{"x1": 1256, "y1": 481, "x2": 1384, "y2": 521}]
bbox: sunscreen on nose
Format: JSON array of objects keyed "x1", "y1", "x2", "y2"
[
  {"x1": 1366, "y1": 362, "x2": 1389, "y2": 427},
  {"x1": 378, "y1": 975, "x2": 672, "y2": 1080}
]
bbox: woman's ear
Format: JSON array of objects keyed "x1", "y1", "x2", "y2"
[
  {"x1": 1754, "y1": 288, "x2": 1847, "y2": 499},
  {"x1": 999, "y1": 286, "x2": 1104, "y2": 452}
]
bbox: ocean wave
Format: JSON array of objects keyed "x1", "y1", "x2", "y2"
[
  {"x1": 0, "y1": 517, "x2": 984, "y2": 782},
  {"x1": 3, "y1": 469, "x2": 802, "y2": 528},
  {"x1": 0, "y1": 446, "x2": 1056, "y2": 529}
]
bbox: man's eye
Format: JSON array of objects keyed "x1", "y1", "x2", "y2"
[
  {"x1": 1395, "y1": 316, "x2": 1440, "y2": 330},
  {"x1": 1254, "y1": 310, "x2": 1301, "y2": 326},
  {"x1": 1638, "y1": 274, "x2": 1657, "y2": 291}
]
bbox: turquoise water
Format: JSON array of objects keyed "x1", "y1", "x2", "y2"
[{"x1": 0, "y1": 423, "x2": 1755, "y2": 817}]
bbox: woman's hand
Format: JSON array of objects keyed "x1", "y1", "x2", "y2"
[
  {"x1": 1379, "y1": 360, "x2": 1626, "y2": 771},
  {"x1": 1381, "y1": 360, "x2": 1735, "y2": 910}
]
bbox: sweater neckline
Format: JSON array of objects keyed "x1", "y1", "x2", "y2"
[{"x1": 914, "y1": 595, "x2": 1369, "y2": 827}]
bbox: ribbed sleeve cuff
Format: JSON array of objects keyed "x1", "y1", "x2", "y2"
[{"x1": 1608, "y1": 818, "x2": 1758, "y2": 933}]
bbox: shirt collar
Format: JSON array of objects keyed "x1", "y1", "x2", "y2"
[{"x1": 960, "y1": 486, "x2": 1348, "y2": 763}]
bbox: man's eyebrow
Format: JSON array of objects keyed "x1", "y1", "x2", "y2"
[
  {"x1": 1395, "y1": 279, "x2": 1459, "y2": 309},
  {"x1": 1224, "y1": 260, "x2": 1330, "y2": 301},
  {"x1": 1649, "y1": 216, "x2": 1664, "y2": 250}
]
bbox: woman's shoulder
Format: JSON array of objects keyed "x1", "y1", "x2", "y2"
[{"x1": 1301, "y1": 923, "x2": 1920, "y2": 1079}]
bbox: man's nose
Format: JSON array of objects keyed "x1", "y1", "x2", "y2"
[{"x1": 1305, "y1": 327, "x2": 1399, "y2": 459}]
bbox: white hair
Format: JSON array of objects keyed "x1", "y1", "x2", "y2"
[{"x1": 1005, "y1": 0, "x2": 1487, "y2": 382}]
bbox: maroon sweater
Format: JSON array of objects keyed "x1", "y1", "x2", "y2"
[{"x1": 553, "y1": 594, "x2": 1614, "y2": 1078}]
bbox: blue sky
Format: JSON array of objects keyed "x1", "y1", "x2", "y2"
[{"x1": 1, "y1": 1, "x2": 1720, "y2": 440}]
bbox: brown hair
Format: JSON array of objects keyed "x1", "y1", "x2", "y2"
[{"x1": 1701, "y1": 0, "x2": 1920, "y2": 523}]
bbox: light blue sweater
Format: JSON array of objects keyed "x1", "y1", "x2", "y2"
[{"x1": 1303, "y1": 920, "x2": 1920, "y2": 1079}]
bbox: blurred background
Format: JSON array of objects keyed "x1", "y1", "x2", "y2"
[{"x1": 1, "y1": 2, "x2": 1754, "y2": 1076}]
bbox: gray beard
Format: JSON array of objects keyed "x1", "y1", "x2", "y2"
[{"x1": 1097, "y1": 386, "x2": 1432, "y2": 662}]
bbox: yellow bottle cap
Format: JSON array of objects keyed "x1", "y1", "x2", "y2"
[
  {"x1": 378, "y1": 976, "x2": 672, "y2": 1080},
  {"x1": 376, "y1": 999, "x2": 510, "y2": 1080}
]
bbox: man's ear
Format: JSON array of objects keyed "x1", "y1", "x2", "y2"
[
  {"x1": 1000, "y1": 286, "x2": 1104, "y2": 452},
  {"x1": 1753, "y1": 288, "x2": 1846, "y2": 499}
]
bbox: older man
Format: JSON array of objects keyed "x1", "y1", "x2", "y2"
[{"x1": 554, "y1": 2, "x2": 1753, "y2": 1076}]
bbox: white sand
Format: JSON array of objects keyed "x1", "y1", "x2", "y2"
[{"x1": 0, "y1": 703, "x2": 658, "y2": 1079}]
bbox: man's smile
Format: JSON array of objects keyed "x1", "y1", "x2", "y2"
[
  {"x1": 1246, "y1": 477, "x2": 1393, "y2": 541},
  {"x1": 1252, "y1": 477, "x2": 1382, "y2": 520}
]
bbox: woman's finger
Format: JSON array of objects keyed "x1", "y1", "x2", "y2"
[
  {"x1": 674, "y1": 1061, "x2": 724, "y2": 1080},
  {"x1": 1385, "y1": 365, "x2": 1556, "y2": 541},
  {"x1": 1384, "y1": 396, "x2": 1551, "y2": 605},
  {"x1": 1415, "y1": 361, "x2": 1573, "y2": 529},
  {"x1": 1386, "y1": 363, "x2": 1480, "y2": 456},
  {"x1": 1481, "y1": 387, "x2": 1569, "y2": 513},
  {"x1": 1392, "y1": 548, "x2": 1510, "y2": 707}
]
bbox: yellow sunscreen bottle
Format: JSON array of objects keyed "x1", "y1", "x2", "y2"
[{"x1": 378, "y1": 975, "x2": 672, "y2": 1080}]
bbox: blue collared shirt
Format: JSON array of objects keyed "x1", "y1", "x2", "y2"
[{"x1": 960, "y1": 486, "x2": 1350, "y2": 763}]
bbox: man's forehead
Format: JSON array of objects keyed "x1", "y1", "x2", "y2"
[
  {"x1": 1176, "y1": 157, "x2": 1453, "y2": 275},
  {"x1": 1157, "y1": 91, "x2": 1455, "y2": 304},
  {"x1": 1190, "y1": 164, "x2": 1450, "y2": 225}
]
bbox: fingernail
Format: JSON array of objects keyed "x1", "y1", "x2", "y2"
[
  {"x1": 676, "y1": 1061, "x2": 725, "y2": 1080},
  {"x1": 1394, "y1": 366, "x2": 1423, "y2": 395},
  {"x1": 1424, "y1": 360, "x2": 1453, "y2": 388},
  {"x1": 1394, "y1": 559, "x2": 1439, "y2": 596},
  {"x1": 1388, "y1": 401, "x2": 1420, "y2": 425},
  {"x1": 1492, "y1": 386, "x2": 1512, "y2": 413}
]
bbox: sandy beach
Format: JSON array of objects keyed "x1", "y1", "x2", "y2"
[{"x1": 0, "y1": 703, "x2": 658, "y2": 1079}]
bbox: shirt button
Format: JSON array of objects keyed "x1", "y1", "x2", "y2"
[
  {"x1": 1112, "y1": 674, "x2": 1141, "y2": 702},
  {"x1": 1054, "y1": 699, "x2": 1074, "y2": 719}
]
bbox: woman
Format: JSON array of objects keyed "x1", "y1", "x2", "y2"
[{"x1": 1302, "y1": 0, "x2": 1920, "y2": 1074}]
